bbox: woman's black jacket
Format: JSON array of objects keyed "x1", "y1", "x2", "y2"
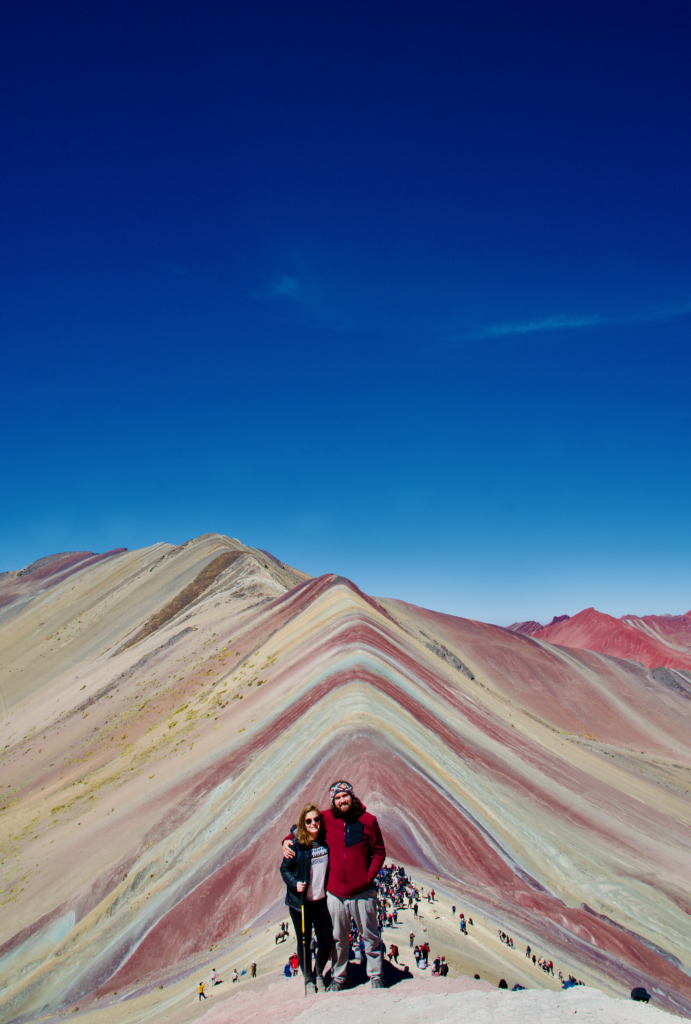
[{"x1": 280, "y1": 839, "x2": 327, "y2": 911}]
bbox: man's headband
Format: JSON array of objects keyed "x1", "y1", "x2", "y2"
[{"x1": 330, "y1": 782, "x2": 353, "y2": 798}]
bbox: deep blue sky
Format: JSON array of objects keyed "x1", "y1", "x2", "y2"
[{"x1": 2, "y1": 0, "x2": 690, "y2": 624}]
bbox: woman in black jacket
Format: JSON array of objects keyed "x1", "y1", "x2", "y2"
[{"x1": 280, "y1": 803, "x2": 333, "y2": 993}]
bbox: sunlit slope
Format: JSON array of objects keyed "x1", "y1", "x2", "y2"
[{"x1": 1, "y1": 539, "x2": 690, "y2": 1022}]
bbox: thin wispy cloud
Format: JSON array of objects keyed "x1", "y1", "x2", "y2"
[
  {"x1": 455, "y1": 300, "x2": 691, "y2": 344},
  {"x1": 269, "y1": 275, "x2": 302, "y2": 299},
  {"x1": 465, "y1": 313, "x2": 602, "y2": 341}
]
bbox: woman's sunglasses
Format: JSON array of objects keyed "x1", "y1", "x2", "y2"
[{"x1": 305, "y1": 816, "x2": 321, "y2": 825}]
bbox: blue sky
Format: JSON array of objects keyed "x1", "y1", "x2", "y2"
[{"x1": 1, "y1": 0, "x2": 690, "y2": 625}]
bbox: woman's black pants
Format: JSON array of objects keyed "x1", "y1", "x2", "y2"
[{"x1": 289, "y1": 898, "x2": 333, "y2": 983}]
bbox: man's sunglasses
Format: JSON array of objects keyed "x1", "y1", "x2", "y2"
[{"x1": 305, "y1": 816, "x2": 321, "y2": 825}]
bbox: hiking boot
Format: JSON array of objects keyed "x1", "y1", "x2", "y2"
[
  {"x1": 371, "y1": 977, "x2": 385, "y2": 989},
  {"x1": 328, "y1": 980, "x2": 344, "y2": 992},
  {"x1": 305, "y1": 982, "x2": 317, "y2": 994},
  {"x1": 315, "y1": 976, "x2": 327, "y2": 993}
]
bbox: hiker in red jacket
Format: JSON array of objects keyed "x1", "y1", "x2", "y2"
[{"x1": 282, "y1": 780, "x2": 386, "y2": 991}]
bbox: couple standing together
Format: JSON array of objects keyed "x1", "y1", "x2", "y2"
[{"x1": 280, "y1": 780, "x2": 386, "y2": 993}]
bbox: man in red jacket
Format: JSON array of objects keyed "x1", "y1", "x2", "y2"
[{"x1": 283, "y1": 780, "x2": 386, "y2": 990}]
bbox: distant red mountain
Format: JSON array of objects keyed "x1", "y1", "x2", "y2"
[
  {"x1": 509, "y1": 607, "x2": 691, "y2": 670},
  {"x1": 509, "y1": 615, "x2": 569, "y2": 636}
]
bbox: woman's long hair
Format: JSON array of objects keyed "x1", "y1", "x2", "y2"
[{"x1": 296, "y1": 803, "x2": 325, "y2": 846}]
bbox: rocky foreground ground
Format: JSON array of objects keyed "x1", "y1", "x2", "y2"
[{"x1": 199, "y1": 979, "x2": 677, "y2": 1024}]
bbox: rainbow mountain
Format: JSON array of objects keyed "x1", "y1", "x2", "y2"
[{"x1": 1, "y1": 534, "x2": 690, "y2": 1020}]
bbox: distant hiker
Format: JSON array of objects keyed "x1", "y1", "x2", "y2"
[
  {"x1": 414, "y1": 945, "x2": 421, "y2": 966},
  {"x1": 414, "y1": 902, "x2": 419, "y2": 917},
  {"x1": 451, "y1": 904, "x2": 456, "y2": 915},
  {"x1": 532, "y1": 954, "x2": 536, "y2": 965},
  {"x1": 389, "y1": 943, "x2": 399, "y2": 964},
  {"x1": 280, "y1": 803, "x2": 333, "y2": 994},
  {"x1": 409, "y1": 931, "x2": 415, "y2": 947},
  {"x1": 282, "y1": 780, "x2": 386, "y2": 991},
  {"x1": 198, "y1": 982, "x2": 207, "y2": 1000},
  {"x1": 290, "y1": 952, "x2": 299, "y2": 976},
  {"x1": 526, "y1": 945, "x2": 531, "y2": 958},
  {"x1": 283, "y1": 963, "x2": 292, "y2": 981},
  {"x1": 210, "y1": 969, "x2": 217, "y2": 985},
  {"x1": 231, "y1": 969, "x2": 239, "y2": 983},
  {"x1": 251, "y1": 962, "x2": 257, "y2": 978}
]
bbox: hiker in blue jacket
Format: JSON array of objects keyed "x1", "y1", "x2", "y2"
[{"x1": 280, "y1": 803, "x2": 333, "y2": 994}]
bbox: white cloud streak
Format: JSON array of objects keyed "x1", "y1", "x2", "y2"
[
  {"x1": 464, "y1": 313, "x2": 602, "y2": 340},
  {"x1": 456, "y1": 300, "x2": 691, "y2": 344}
]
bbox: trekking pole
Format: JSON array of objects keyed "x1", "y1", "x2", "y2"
[{"x1": 301, "y1": 891, "x2": 308, "y2": 997}]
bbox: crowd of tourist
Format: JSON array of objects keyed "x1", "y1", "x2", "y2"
[
  {"x1": 200, "y1": 861, "x2": 588, "y2": 999},
  {"x1": 495, "y1": 932, "x2": 585, "y2": 988},
  {"x1": 374, "y1": 864, "x2": 586, "y2": 990},
  {"x1": 372, "y1": 863, "x2": 453, "y2": 975}
]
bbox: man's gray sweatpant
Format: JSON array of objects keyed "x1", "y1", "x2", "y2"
[{"x1": 327, "y1": 887, "x2": 382, "y2": 982}]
